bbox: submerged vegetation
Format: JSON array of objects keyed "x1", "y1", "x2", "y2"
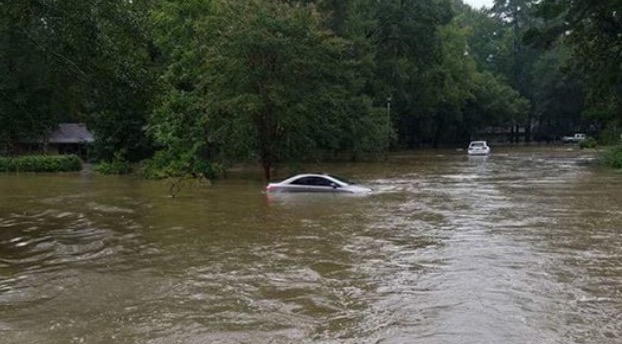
[
  {"x1": 603, "y1": 146, "x2": 622, "y2": 170},
  {"x1": 0, "y1": 155, "x2": 81, "y2": 172},
  {"x1": 1, "y1": 0, "x2": 620, "y2": 176},
  {"x1": 579, "y1": 137, "x2": 598, "y2": 150},
  {"x1": 140, "y1": 150, "x2": 225, "y2": 180},
  {"x1": 94, "y1": 152, "x2": 132, "y2": 175}
]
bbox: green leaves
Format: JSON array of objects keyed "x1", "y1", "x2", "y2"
[
  {"x1": 149, "y1": 0, "x2": 393, "y2": 179},
  {"x1": 0, "y1": 155, "x2": 82, "y2": 172},
  {"x1": 6, "y1": 0, "x2": 614, "y2": 176},
  {"x1": 203, "y1": 1, "x2": 355, "y2": 176},
  {"x1": 0, "y1": 0, "x2": 156, "y2": 159},
  {"x1": 529, "y1": 0, "x2": 622, "y2": 120}
]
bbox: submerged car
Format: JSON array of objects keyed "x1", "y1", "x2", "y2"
[
  {"x1": 467, "y1": 140, "x2": 491, "y2": 155},
  {"x1": 265, "y1": 173, "x2": 372, "y2": 194}
]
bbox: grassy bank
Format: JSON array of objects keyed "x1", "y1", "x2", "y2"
[{"x1": 0, "y1": 155, "x2": 82, "y2": 172}]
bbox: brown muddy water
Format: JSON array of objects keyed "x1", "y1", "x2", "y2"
[{"x1": 1, "y1": 148, "x2": 621, "y2": 344}]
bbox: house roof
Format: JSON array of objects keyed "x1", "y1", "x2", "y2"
[{"x1": 48, "y1": 123, "x2": 94, "y2": 144}]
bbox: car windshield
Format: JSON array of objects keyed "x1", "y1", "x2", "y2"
[{"x1": 470, "y1": 142, "x2": 485, "y2": 147}]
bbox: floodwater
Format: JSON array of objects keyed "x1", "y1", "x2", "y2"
[{"x1": 1, "y1": 148, "x2": 621, "y2": 344}]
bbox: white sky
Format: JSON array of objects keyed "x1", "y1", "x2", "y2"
[{"x1": 463, "y1": 0, "x2": 494, "y2": 9}]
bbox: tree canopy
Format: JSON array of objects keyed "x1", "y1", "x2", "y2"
[{"x1": 1, "y1": 0, "x2": 619, "y2": 176}]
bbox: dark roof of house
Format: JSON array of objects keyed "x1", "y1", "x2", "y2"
[{"x1": 48, "y1": 123, "x2": 94, "y2": 144}]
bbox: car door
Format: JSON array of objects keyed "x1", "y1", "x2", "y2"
[
  {"x1": 308, "y1": 176, "x2": 338, "y2": 192},
  {"x1": 288, "y1": 177, "x2": 312, "y2": 192}
]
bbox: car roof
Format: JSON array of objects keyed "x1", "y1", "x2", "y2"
[
  {"x1": 279, "y1": 173, "x2": 346, "y2": 184},
  {"x1": 285, "y1": 173, "x2": 332, "y2": 179}
]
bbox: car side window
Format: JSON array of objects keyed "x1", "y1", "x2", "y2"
[
  {"x1": 290, "y1": 177, "x2": 311, "y2": 185},
  {"x1": 290, "y1": 177, "x2": 333, "y2": 186},
  {"x1": 310, "y1": 177, "x2": 333, "y2": 187}
]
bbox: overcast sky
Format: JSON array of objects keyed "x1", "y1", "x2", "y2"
[{"x1": 463, "y1": 0, "x2": 494, "y2": 9}]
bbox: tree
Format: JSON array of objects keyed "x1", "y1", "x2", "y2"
[
  {"x1": 528, "y1": 0, "x2": 622, "y2": 122},
  {"x1": 429, "y1": 7, "x2": 530, "y2": 145},
  {"x1": 0, "y1": 0, "x2": 155, "y2": 160},
  {"x1": 529, "y1": 44, "x2": 585, "y2": 139},
  {"x1": 368, "y1": 0, "x2": 454, "y2": 147},
  {"x1": 488, "y1": 0, "x2": 541, "y2": 142},
  {"x1": 0, "y1": 0, "x2": 81, "y2": 152},
  {"x1": 150, "y1": 0, "x2": 392, "y2": 180}
]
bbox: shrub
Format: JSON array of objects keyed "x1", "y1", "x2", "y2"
[
  {"x1": 94, "y1": 160, "x2": 132, "y2": 175},
  {"x1": 0, "y1": 155, "x2": 82, "y2": 172},
  {"x1": 94, "y1": 152, "x2": 132, "y2": 175},
  {"x1": 597, "y1": 122, "x2": 622, "y2": 146},
  {"x1": 140, "y1": 149, "x2": 224, "y2": 180},
  {"x1": 602, "y1": 146, "x2": 622, "y2": 169},
  {"x1": 579, "y1": 136, "x2": 597, "y2": 149}
]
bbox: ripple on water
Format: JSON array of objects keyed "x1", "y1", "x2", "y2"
[
  {"x1": 0, "y1": 207, "x2": 152, "y2": 315},
  {"x1": 1, "y1": 150, "x2": 621, "y2": 343}
]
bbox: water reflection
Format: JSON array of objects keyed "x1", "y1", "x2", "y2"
[{"x1": 0, "y1": 148, "x2": 621, "y2": 343}]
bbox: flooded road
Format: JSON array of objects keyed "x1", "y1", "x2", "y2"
[{"x1": 1, "y1": 148, "x2": 621, "y2": 343}]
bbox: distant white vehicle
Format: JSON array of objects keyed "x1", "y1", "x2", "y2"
[
  {"x1": 467, "y1": 141, "x2": 490, "y2": 156},
  {"x1": 561, "y1": 133, "x2": 586, "y2": 144}
]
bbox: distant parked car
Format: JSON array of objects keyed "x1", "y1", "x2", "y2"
[
  {"x1": 265, "y1": 173, "x2": 372, "y2": 194},
  {"x1": 561, "y1": 133, "x2": 586, "y2": 143},
  {"x1": 467, "y1": 141, "x2": 491, "y2": 156}
]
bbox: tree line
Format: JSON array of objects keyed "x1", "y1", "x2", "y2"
[{"x1": 1, "y1": 0, "x2": 620, "y2": 178}]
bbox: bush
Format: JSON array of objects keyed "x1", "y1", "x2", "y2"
[
  {"x1": 140, "y1": 149, "x2": 224, "y2": 180},
  {"x1": 602, "y1": 146, "x2": 622, "y2": 169},
  {"x1": 0, "y1": 155, "x2": 82, "y2": 172},
  {"x1": 94, "y1": 160, "x2": 132, "y2": 175},
  {"x1": 579, "y1": 136, "x2": 597, "y2": 149},
  {"x1": 94, "y1": 152, "x2": 132, "y2": 175},
  {"x1": 597, "y1": 122, "x2": 622, "y2": 146}
]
